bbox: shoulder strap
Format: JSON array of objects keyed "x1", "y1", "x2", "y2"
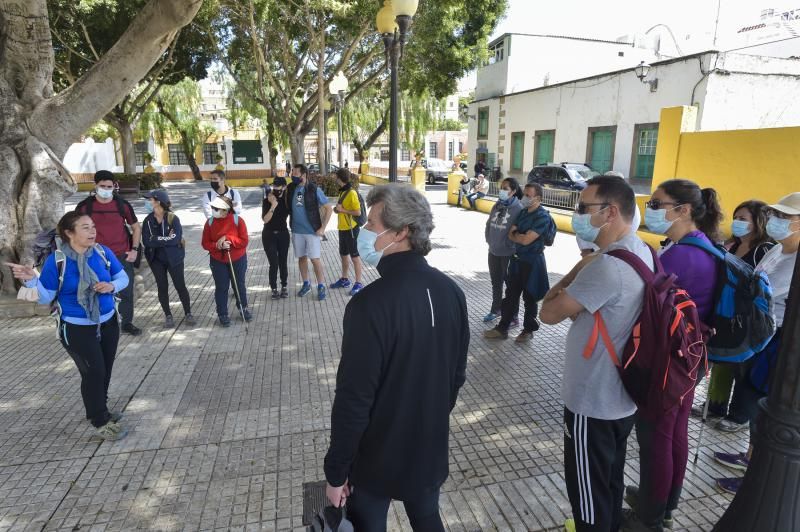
[
  {"x1": 167, "y1": 212, "x2": 175, "y2": 226},
  {"x1": 80, "y1": 196, "x2": 95, "y2": 216},
  {"x1": 583, "y1": 312, "x2": 620, "y2": 365},
  {"x1": 54, "y1": 249, "x2": 67, "y2": 295},
  {"x1": 207, "y1": 190, "x2": 213, "y2": 201},
  {"x1": 679, "y1": 236, "x2": 725, "y2": 260},
  {"x1": 93, "y1": 244, "x2": 111, "y2": 270},
  {"x1": 233, "y1": 214, "x2": 239, "y2": 226},
  {"x1": 606, "y1": 247, "x2": 657, "y2": 282},
  {"x1": 114, "y1": 196, "x2": 129, "y2": 219}
]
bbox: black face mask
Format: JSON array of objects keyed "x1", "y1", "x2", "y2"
[
  {"x1": 210, "y1": 182, "x2": 221, "y2": 192},
  {"x1": 272, "y1": 188, "x2": 284, "y2": 197}
]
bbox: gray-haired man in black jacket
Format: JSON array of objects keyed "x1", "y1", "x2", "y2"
[{"x1": 324, "y1": 184, "x2": 469, "y2": 531}]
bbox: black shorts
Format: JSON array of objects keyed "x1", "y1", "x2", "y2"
[{"x1": 339, "y1": 228, "x2": 360, "y2": 257}]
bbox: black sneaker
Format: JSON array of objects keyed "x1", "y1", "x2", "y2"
[
  {"x1": 280, "y1": 286, "x2": 289, "y2": 299},
  {"x1": 271, "y1": 289, "x2": 280, "y2": 300},
  {"x1": 219, "y1": 316, "x2": 231, "y2": 328},
  {"x1": 164, "y1": 315, "x2": 175, "y2": 329},
  {"x1": 122, "y1": 323, "x2": 142, "y2": 336},
  {"x1": 242, "y1": 308, "x2": 253, "y2": 322}
]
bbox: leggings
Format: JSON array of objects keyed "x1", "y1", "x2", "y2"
[
  {"x1": 59, "y1": 317, "x2": 120, "y2": 427},
  {"x1": 149, "y1": 259, "x2": 191, "y2": 316},
  {"x1": 262, "y1": 228, "x2": 290, "y2": 290}
]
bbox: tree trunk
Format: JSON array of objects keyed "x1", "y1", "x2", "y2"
[
  {"x1": 290, "y1": 133, "x2": 305, "y2": 165},
  {"x1": 187, "y1": 153, "x2": 202, "y2": 181},
  {"x1": 316, "y1": 32, "x2": 327, "y2": 174},
  {"x1": 116, "y1": 119, "x2": 137, "y2": 174},
  {"x1": 0, "y1": 0, "x2": 202, "y2": 295}
]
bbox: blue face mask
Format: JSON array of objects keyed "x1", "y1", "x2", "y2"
[
  {"x1": 291, "y1": 176, "x2": 302, "y2": 185},
  {"x1": 645, "y1": 207, "x2": 676, "y2": 235},
  {"x1": 498, "y1": 190, "x2": 510, "y2": 202},
  {"x1": 96, "y1": 187, "x2": 114, "y2": 200},
  {"x1": 731, "y1": 219, "x2": 751, "y2": 238},
  {"x1": 357, "y1": 228, "x2": 393, "y2": 267},
  {"x1": 571, "y1": 209, "x2": 607, "y2": 243},
  {"x1": 144, "y1": 201, "x2": 154, "y2": 214},
  {"x1": 766, "y1": 216, "x2": 799, "y2": 241}
]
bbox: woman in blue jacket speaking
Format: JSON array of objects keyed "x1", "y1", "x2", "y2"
[{"x1": 7, "y1": 211, "x2": 129, "y2": 441}]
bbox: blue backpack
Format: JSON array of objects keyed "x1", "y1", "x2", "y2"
[{"x1": 679, "y1": 236, "x2": 776, "y2": 363}]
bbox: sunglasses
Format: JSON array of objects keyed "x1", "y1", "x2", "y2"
[
  {"x1": 575, "y1": 202, "x2": 608, "y2": 214},
  {"x1": 645, "y1": 199, "x2": 681, "y2": 210}
]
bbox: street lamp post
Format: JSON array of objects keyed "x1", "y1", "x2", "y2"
[
  {"x1": 714, "y1": 245, "x2": 800, "y2": 531},
  {"x1": 330, "y1": 71, "x2": 349, "y2": 169},
  {"x1": 376, "y1": 0, "x2": 418, "y2": 183}
]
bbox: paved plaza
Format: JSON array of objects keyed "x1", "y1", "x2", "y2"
[{"x1": 0, "y1": 183, "x2": 746, "y2": 531}]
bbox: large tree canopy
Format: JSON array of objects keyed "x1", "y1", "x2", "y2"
[
  {"x1": 0, "y1": 0, "x2": 202, "y2": 294},
  {"x1": 47, "y1": 0, "x2": 217, "y2": 172}
]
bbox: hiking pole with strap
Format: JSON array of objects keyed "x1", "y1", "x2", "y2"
[
  {"x1": 693, "y1": 364, "x2": 713, "y2": 463},
  {"x1": 226, "y1": 249, "x2": 248, "y2": 330}
]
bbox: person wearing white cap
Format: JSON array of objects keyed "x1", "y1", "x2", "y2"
[
  {"x1": 142, "y1": 189, "x2": 194, "y2": 328},
  {"x1": 713, "y1": 191, "x2": 800, "y2": 495},
  {"x1": 201, "y1": 195, "x2": 251, "y2": 327}
]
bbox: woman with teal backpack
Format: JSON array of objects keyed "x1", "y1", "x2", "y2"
[{"x1": 6, "y1": 211, "x2": 129, "y2": 441}]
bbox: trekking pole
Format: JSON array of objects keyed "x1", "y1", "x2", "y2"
[
  {"x1": 693, "y1": 364, "x2": 713, "y2": 464},
  {"x1": 226, "y1": 249, "x2": 248, "y2": 329}
]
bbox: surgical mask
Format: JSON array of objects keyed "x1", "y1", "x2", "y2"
[
  {"x1": 571, "y1": 209, "x2": 607, "y2": 243},
  {"x1": 96, "y1": 187, "x2": 114, "y2": 200},
  {"x1": 766, "y1": 216, "x2": 799, "y2": 241},
  {"x1": 211, "y1": 209, "x2": 228, "y2": 219},
  {"x1": 731, "y1": 220, "x2": 751, "y2": 238},
  {"x1": 291, "y1": 176, "x2": 302, "y2": 185},
  {"x1": 645, "y1": 207, "x2": 676, "y2": 235},
  {"x1": 357, "y1": 228, "x2": 393, "y2": 267},
  {"x1": 498, "y1": 190, "x2": 510, "y2": 202},
  {"x1": 210, "y1": 181, "x2": 221, "y2": 192},
  {"x1": 144, "y1": 201, "x2": 154, "y2": 214},
  {"x1": 520, "y1": 197, "x2": 533, "y2": 209}
]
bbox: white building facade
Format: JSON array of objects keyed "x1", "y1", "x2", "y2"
[{"x1": 467, "y1": 50, "x2": 800, "y2": 184}]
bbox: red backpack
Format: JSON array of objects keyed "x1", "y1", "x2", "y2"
[{"x1": 583, "y1": 246, "x2": 709, "y2": 421}]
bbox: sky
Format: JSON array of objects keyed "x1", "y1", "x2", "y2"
[{"x1": 458, "y1": 0, "x2": 800, "y2": 93}]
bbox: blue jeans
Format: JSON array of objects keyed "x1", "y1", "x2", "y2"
[
  {"x1": 466, "y1": 192, "x2": 485, "y2": 209},
  {"x1": 209, "y1": 255, "x2": 248, "y2": 318},
  {"x1": 348, "y1": 486, "x2": 444, "y2": 532}
]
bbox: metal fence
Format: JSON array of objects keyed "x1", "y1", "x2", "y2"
[{"x1": 485, "y1": 181, "x2": 580, "y2": 211}]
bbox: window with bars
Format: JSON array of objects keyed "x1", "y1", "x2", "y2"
[
  {"x1": 447, "y1": 141, "x2": 454, "y2": 161},
  {"x1": 511, "y1": 132, "x2": 525, "y2": 171},
  {"x1": 478, "y1": 107, "x2": 489, "y2": 139},
  {"x1": 168, "y1": 144, "x2": 189, "y2": 165},
  {"x1": 429, "y1": 142, "x2": 438, "y2": 159},
  {"x1": 134, "y1": 142, "x2": 149, "y2": 167},
  {"x1": 400, "y1": 148, "x2": 411, "y2": 161},
  {"x1": 632, "y1": 124, "x2": 659, "y2": 179},
  {"x1": 203, "y1": 143, "x2": 219, "y2": 165}
]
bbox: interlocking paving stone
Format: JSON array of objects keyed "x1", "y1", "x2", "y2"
[{"x1": 0, "y1": 183, "x2": 744, "y2": 531}]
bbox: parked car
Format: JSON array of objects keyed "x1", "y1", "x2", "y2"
[
  {"x1": 307, "y1": 163, "x2": 340, "y2": 176},
  {"x1": 526, "y1": 163, "x2": 593, "y2": 191},
  {"x1": 419, "y1": 158, "x2": 453, "y2": 184}
]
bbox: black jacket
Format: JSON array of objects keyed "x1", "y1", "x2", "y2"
[
  {"x1": 324, "y1": 251, "x2": 469, "y2": 500},
  {"x1": 142, "y1": 212, "x2": 185, "y2": 267}
]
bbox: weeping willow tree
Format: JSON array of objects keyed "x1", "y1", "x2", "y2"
[
  {"x1": 336, "y1": 85, "x2": 388, "y2": 164},
  {"x1": 400, "y1": 92, "x2": 444, "y2": 158},
  {"x1": 139, "y1": 78, "x2": 214, "y2": 181}
]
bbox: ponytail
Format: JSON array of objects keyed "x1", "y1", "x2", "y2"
[{"x1": 698, "y1": 188, "x2": 723, "y2": 242}]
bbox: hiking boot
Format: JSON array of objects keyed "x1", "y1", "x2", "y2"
[
  {"x1": 714, "y1": 451, "x2": 749, "y2": 471},
  {"x1": 483, "y1": 312, "x2": 499, "y2": 323},
  {"x1": 624, "y1": 488, "x2": 673, "y2": 530},
  {"x1": 621, "y1": 508, "x2": 663, "y2": 532},
  {"x1": 185, "y1": 314, "x2": 196, "y2": 326},
  {"x1": 663, "y1": 512, "x2": 673, "y2": 530},
  {"x1": 242, "y1": 308, "x2": 253, "y2": 322},
  {"x1": 280, "y1": 286, "x2": 289, "y2": 299},
  {"x1": 349, "y1": 282, "x2": 364, "y2": 296},
  {"x1": 690, "y1": 401, "x2": 726, "y2": 418},
  {"x1": 271, "y1": 289, "x2": 281, "y2": 300},
  {"x1": 122, "y1": 323, "x2": 142, "y2": 336},
  {"x1": 515, "y1": 330, "x2": 534, "y2": 343},
  {"x1": 317, "y1": 284, "x2": 327, "y2": 301},
  {"x1": 95, "y1": 421, "x2": 127, "y2": 441},
  {"x1": 329, "y1": 278, "x2": 351, "y2": 289},
  {"x1": 164, "y1": 315, "x2": 175, "y2": 329},
  {"x1": 715, "y1": 418, "x2": 749, "y2": 433},
  {"x1": 716, "y1": 476, "x2": 742, "y2": 495},
  {"x1": 219, "y1": 315, "x2": 231, "y2": 328},
  {"x1": 298, "y1": 281, "x2": 312, "y2": 297},
  {"x1": 483, "y1": 327, "x2": 508, "y2": 339}
]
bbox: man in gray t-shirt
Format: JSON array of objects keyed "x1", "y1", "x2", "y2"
[{"x1": 541, "y1": 177, "x2": 651, "y2": 532}]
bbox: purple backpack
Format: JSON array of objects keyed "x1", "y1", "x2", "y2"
[{"x1": 583, "y1": 246, "x2": 710, "y2": 420}]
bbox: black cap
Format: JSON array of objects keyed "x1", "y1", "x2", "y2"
[
  {"x1": 272, "y1": 176, "x2": 287, "y2": 186},
  {"x1": 94, "y1": 170, "x2": 116, "y2": 183}
]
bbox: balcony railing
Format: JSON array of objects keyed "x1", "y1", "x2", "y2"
[{"x1": 485, "y1": 182, "x2": 580, "y2": 211}]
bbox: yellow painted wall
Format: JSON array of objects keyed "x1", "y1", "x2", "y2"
[{"x1": 652, "y1": 106, "x2": 800, "y2": 231}]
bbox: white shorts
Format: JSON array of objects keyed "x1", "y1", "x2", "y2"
[{"x1": 292, "y1": 233, "x2": 322, "y2": 259}]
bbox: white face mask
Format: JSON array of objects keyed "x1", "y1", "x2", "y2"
[{"x1": 212, "y1": 209, "x2": 228, "y2": 219}]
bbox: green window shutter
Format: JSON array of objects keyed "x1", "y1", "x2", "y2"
[
  {"x1": 478, "y1": 108, "x2": 489, "y2": 138},
  {"x1": 232, "y1": 140, "x2": 263, "y2": 164},
  {"x1": 511, "y1": 133, "x2": 524, "y2": 170},
  {"x1": 590, "y1": 130, "x2": 614, "y2": 174},
  {"x1": 535, "y1": 131, "x2": 554, "y2": 165},
  {"x1": 634, "y1": 128, "x2": 658, "y2": 179}
]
